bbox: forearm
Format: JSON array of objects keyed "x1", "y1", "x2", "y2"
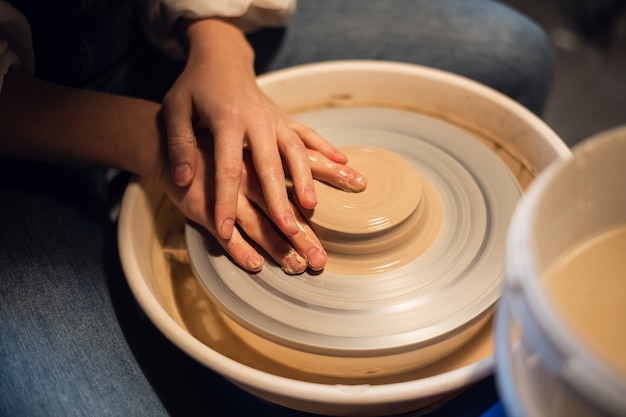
[{"x1": 0, "y1": 70, "x2": 165, "y2": 180}]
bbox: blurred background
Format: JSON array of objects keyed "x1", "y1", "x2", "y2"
[{"x1": 502, "y1": 0, "x2": 626, "y2": 147}]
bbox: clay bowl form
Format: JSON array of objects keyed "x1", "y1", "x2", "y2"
[{"x1": 118, "y1": 61, "x2": 570, "y2": 416}]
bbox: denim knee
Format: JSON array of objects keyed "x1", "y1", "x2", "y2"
[
  {"x1": 476, "y1": 1, "x2": 555, "y2": 115},
  {"x1": 262, "y1": 0, "x2": 555, "y2": 115}
]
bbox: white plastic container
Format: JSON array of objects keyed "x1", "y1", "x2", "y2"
[{"x1": 497, "y1": 126, "x2": 626, "y2": 417}]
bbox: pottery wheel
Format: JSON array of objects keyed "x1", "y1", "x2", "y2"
[{"x1": 186, "y1": 107, "x2": 521, "y2": 357}]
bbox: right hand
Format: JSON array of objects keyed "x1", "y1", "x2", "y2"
[{"x1": 160, "y1": 130, "x2": 366, "y2": 274}]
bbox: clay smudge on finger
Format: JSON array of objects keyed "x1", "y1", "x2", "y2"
[{"x1": 280, "y1": 248, "x2": 308, "y2": 275}]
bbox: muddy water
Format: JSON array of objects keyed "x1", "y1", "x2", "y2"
[{"x1": 543, "y1": 224, "x2": 626, "y2": 376}]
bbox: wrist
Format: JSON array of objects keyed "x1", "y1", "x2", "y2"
[
  {"x1": 184, "y1": 17, "x2": 255, "y2": 68},
  {"x1": 133, "y1": 106, "x2": 170, "y2": 182}
]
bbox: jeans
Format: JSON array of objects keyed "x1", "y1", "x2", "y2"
[
  {"x1": 0, "y1": 1, "x2": 550, "y2": 415},
  {"x1": 252, "y1": 0, "x2": 553, "y2": 115}
]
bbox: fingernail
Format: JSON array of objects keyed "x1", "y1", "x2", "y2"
[
  {"x1": 219, "y1": 218, "x2": 235, "y2": 240},
  {"x1": 303, "y1": 185, "x2": 317, "y2": 208},
  {"x1": 173, "y1": 163, "x2": 191, "y2": 186},
  {"x1": 281, "y1": 249, "x2": 308, "y2": 275},
  {"x1": 306, "y1": 247, "x2": 326, "y2": 270},
  {"x1": 283, "y1": 212, "x2": 299, "y2": 235},
  {"x1": 245, "y1": 255, "x2": 264, "y2": 272}
]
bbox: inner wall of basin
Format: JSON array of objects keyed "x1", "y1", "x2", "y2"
[{"x1": 298, "y1": 146, "x2": 442, "y2": 275}]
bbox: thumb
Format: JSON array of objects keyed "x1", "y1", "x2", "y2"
[{"x1": 163, "y1": 97, "x2": 198, "y2": 187}]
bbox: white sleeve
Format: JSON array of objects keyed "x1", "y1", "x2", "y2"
[
  {"x1": 0, "y1": 1, "x2": 34, "y2": 91},
  {"x1": 138, "y1": 0, "x2": 296, "y2": 59}
]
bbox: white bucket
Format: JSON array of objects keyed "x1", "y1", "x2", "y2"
[{"x1": 496, "y1": 126, "x2": 626, "y2": 417}]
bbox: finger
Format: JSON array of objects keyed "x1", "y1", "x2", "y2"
[
  {"x1": 187, "y1": 215, "x2": 264, "y2": 273},
  {"x1": 247, "y1": 128, "x2": 299, "y2": 236},
  {"x1": 287, "y1": 208, "x2": 327, "y2": 271},
  {"x1": 289, "y1": 121, "x2": 348, "y2": 164},
  {"x1": 236, "y1": 196, "x2": 309, "y2": 275},
  {"x1": 160, "y1": 168, "x2": 263, "y2": 273},
  {"x1": 218, "y1": 228, "x2": 265, "y2": 273},
  {"x1": 308, "y1": 150, "x2": 367, "y2": 192},
  {"x1": 238, "y1": 186, "x2": 328, "y2": 274},
  {"x1": 240, "y1": 169, "x2": 327, "y2": 272},
  {"x1": 162, "y1": 93, "x2": 198, "y2": 187},
  {"x1": 276, "y1": 123, "x2": 317, "y2": 210},
  {"x1": 212, "y1": 126, "x2": 245, "y2": 241}
]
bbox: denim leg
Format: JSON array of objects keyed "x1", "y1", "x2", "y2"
[
  {"x1": 0, "y1": 163, "x2": 168, "y2": 417},
  {"x1": 254, "y1": 0, "x2": 554, "y2": 115}
]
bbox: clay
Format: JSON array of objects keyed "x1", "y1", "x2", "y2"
[{"x1": 298, "y1": 146, "x2": 442, "y2": 274}]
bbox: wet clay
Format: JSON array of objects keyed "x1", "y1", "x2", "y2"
[
  {"x1": 299, "y1": 146, "x2": 442, "y2": 275},
  {"x1": 543, "y1": 224, "x2": 626, "y2": 376}
]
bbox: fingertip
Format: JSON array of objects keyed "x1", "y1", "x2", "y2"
[
  {"x1": 350, "y1": 172, "x2": 367, "y2": 192},
  {"x1": 337, "y1": 167, "x2": 367, "y2": 193},
  {"x1": 245, "y1": 254, "x2": 264, "y2": 272},
  {"x1": 281, "y1": 249, "x2": 308, "y2": 275},
  {"x1": 327, "y1": 148, "x2": 348, "y2": 164},
  {"x1": 306, "y1": 247, "x2": 327, "y2": 271}
]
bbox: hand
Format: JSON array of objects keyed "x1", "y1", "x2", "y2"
[
  {"x1": 0, "y1": 69, "x2": 365, "y2": 274},
  {"x1": 161, "y1": 18, "x2": 353, "y2": 243},
  {"x1": 160, "y1": 130, "x2": 365, "y2": 274}
]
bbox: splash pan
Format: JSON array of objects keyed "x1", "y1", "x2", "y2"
[{"x1": 118, "y1": 60, "x2": 569, "y2": 416}]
